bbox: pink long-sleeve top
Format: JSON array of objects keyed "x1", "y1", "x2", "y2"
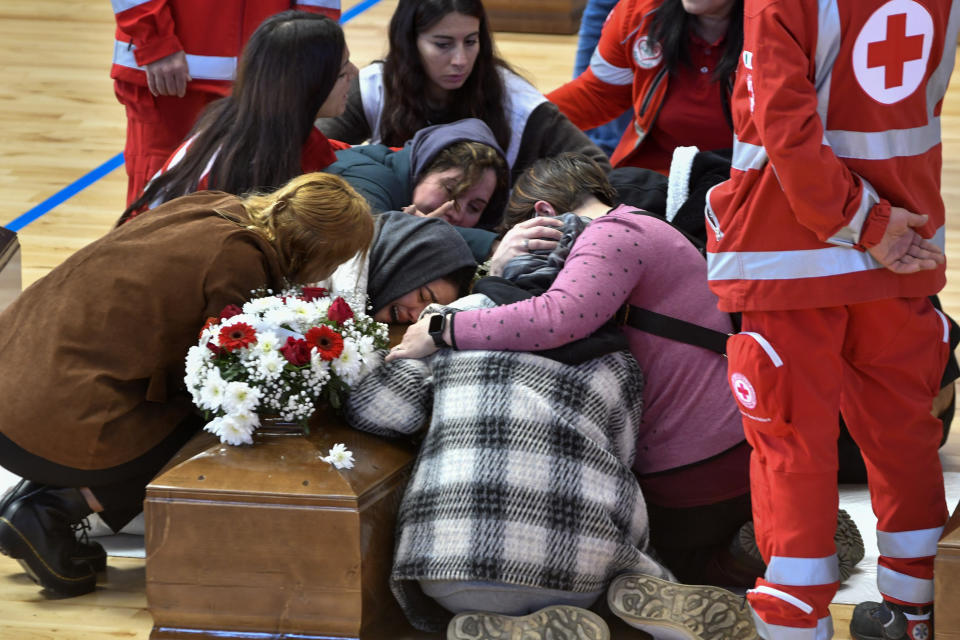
[{"x1": 452, "y1": 205, "x2": 744, "y2": 475}]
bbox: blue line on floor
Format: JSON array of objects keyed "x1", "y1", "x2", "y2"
[
  {"x1": 4, "y1": 152, "x2": 125, "y2": 232},
  {"x1": 4, "y1": 0, "x2": 382, "y2": 233},
  {"x1": 342, "y1": 0, "x2": 382, "y2": 23}
]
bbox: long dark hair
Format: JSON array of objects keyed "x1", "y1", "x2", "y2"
[
  {"x1": 123, "y1": 11, "x2": 345, "y2": 218},
  {"x1": 649, "y1": 0, "x2": 743, "y2": 82},
  {"x1": 379, "y1": 0, "x2": 512, "y2": 152}
]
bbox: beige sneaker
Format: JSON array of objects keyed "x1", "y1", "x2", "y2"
[
  {"x1": 447, "y1": 604, "x2": 610, "y2": 640},
  {"x1": 736, "y1": 508, "x2": 865, "y2": 582},
  {"x1": 607, "y1": 573, "x2": 757, "y2": 640}
]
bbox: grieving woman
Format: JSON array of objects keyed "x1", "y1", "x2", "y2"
[
  {"x1": 316, "y1": 0, "x2": 609, "y2": 182},
  {"x1": 121, "y1": 11, "x2": 358, "y2": 221},
  {"x1": 344, "y1": 293, "x2": 674, "y2": 637},
  {"x1": 388, "y1": 155, "x2": 865, "y2": 604},
  {"x1": 324, "y1": 118, "x2": 509, "y2": 231},
  {"x1": 0, "y1": 173, "x2": 373, "y2": 597},
  {"x1": 319, "y1": 211, "x2": 477, "y2": 325}
]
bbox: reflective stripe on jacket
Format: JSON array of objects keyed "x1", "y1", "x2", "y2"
[
  {"x1": 548, "y1": 0, "x2": 669, "y2": 167},
  {"x1": 706, "y1": 0, "x2": 956, "y2": 312},
  {"x1": 110, "y1": 0, "x2": 341, "y2": 94}
]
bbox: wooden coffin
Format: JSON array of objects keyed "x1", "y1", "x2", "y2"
[
  {"x1": 485, "y1": 0, "x2": 586, "y2": 34},
  {"x1": 144, "y1": 412, "x2": 422, "y2": 640},
  {"x1": 935, "y1": 499, "x2": 960, "y2": 639},
  {"x1": 0, "y1": 226, "x2": 20, "y2": 313}
]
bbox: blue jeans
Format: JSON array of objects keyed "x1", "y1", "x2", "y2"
[{"x1": 575, "y1": 0, "x2": 633, "y2": 157}]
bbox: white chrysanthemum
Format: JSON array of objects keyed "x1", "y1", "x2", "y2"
[
  {"x1": 332, "y1": 341, "x2": 363, "y2": 385},
  {"x1": 186, "y1": 343, "x2": 212, "y2": 368},
  {"x1": 254, "y1": 349, "x2": 286, "y2": 379},
  {"x1": 203, "y1": 416, "x2": 224, "y2": 437},
  {"x1": 355, "y1": 335, "x2": 376, "y2": 357},
  {"x1": 199, "y1": 368, "x2": 227, "y2": 411},
  {"x1": 201, "y1": 325, "x2": 220, "y2": 346},
  {"x1": 222, "y1": 381, "x2": 261, "y2": 415},
  {"x1": 220, "y1": 313, "x2": 262, "y2": 331},
  {"x1": 309, "y1": 350, "x2": 332, "y2": 372},
  {"x1": 323, "y1": 443, "x2": 355, "y2": 470},
  {"x1": 263, "y1": 307, "x2": 298, "y2": 331},
  {"x1": 282, "y1": 298, "x2": 316, "y2": 331},
  {"x1": 311, "y1": 297, "x2": 332, "y2": 319},
  {"x1": 185, "y1": 346, "x2": 211, "y2": 389},
  {"x1": 243, "y1": 296, "x2": 283, "y2": 316},
  {"x1": 184, "y1": 370, "x2": 203, "y2": 393},
  {"x1": 251, "y1": 330, "x2": 281, "y2": 356},
  {"x1": 217, "y1": 412, "x2": 260, "y2": 446}
]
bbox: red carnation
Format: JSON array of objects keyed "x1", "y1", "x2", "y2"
[
  {"x1": 327, "y1": 296, "x2": 354, "y2": 324},
  {"x1": 305, "y1": 326, "x2": 344, "y2": 361},
  {"x1": 301, "y1": 286, "x2": 328, "y2": 302},
  {"x1": 206, "y1": 341, "x2": 224, "y2": 358},
  {"x1": 280, "y1": 337, "x2": 311, "y2": 366},
  {"x1": 219, "y1": 322, "x2": 257, "y2": 351},
  {"x1": 219, "y1": 304, "x2": 243, "y2": 321}
]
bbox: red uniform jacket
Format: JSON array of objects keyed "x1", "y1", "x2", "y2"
[
  {"x1": 706, "y1": 0, "x2": 952, "y2": 312},
  {"x1": 548, "y1": 0, "x2": 732, "y2": 169},
  {"x1": 111, "y1": 0, "x2": 340, "y2": 96}
]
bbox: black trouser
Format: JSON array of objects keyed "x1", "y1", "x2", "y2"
[
  {"x1": 0, "y1": 414, "x2": 201, "y2": 531},
  {"x1": 646, "y1": 492, "x2": 754, "y2": 586}
]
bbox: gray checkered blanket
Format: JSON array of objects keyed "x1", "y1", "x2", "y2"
[{"x1": 345, "y1": 321, "x2": 672, "y2": 631}]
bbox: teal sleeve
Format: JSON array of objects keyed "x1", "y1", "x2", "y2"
[{"x1": 455, "y1": 227, "x2": 497, "y2": 262}]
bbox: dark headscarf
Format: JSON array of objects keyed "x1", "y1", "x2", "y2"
[
  {"x1": 367, "y1": 211, "x2": 477, "y2": 314},
  {"x1": 406, "y1": 118, "x2": 509, "y2": 230}
]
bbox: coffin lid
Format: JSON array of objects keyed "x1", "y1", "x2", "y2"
[{"x1": 148, "y1": 410, "x2": 416, "y2": 508}]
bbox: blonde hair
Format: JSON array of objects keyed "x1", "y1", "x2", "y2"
[{"x1": 240, "y1": 173, "x2": 374, "y2": 282}]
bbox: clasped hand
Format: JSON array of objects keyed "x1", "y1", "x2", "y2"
[{"x1": 868, "y1": 207, "x2": 944, "y2": 274}]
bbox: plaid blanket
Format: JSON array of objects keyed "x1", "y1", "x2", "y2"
[{"x1": 345, "y1": 315, "x2": 672, "y2": 631}]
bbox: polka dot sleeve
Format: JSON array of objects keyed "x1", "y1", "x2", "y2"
[{"x1": 453, "y1": 212, "x2": 644, "y2": 352}]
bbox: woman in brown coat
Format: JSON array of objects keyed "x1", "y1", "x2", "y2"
[{"x1": 0, "y1": 172, "x2": 373, "y2": 597}]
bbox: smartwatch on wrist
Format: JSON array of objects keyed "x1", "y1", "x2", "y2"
[{"x1": 428, "y1": 313, "x2": 449, "y2": 348}]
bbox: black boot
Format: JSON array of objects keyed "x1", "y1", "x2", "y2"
[
  {"x1": 0, "y1": 480, "x2": 106, "y2": 572},
  {"x1": 0, "y1": 487, "x2": 97, "y2": 596},
  {"x1": 0, "y1": 479, "x2": 45, "y2": 513},
  {"x1": 850, "y1": 600, "x2": 933, "y2": 640}
]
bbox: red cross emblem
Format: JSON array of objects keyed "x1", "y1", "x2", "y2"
[
  {"x1": 867, "y1": 13, "x2": 924, "y2": 89},
  {"x1": 853, "y1": 1, "x2": 933, "y2": 105},
  {"x1": 730, "y1": 373, "x2": 757, "y2": 409}
]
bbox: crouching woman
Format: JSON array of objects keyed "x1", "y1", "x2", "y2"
[
  {"x1": 344, "y1": 294, "x2": 672, "y2": 636},
  {"x1": 0, "y1": 173, "x2": 373, "y2": 597}
]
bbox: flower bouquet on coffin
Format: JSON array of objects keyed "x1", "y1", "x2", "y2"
[{"x1": 184, "y1": 286, "x2": 389, "y2": 465}]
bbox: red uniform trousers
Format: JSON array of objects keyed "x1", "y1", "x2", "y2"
[
  {"x1": 726, "y1": 297, "x2": 949, "y2": 639},
  {"x1": 115, "y1": 80, "x2": 220, "y2": 206}
]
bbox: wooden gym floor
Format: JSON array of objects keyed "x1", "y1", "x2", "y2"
[{"x1": 1, "y1": 0, "x2": 958, "y2": 637}]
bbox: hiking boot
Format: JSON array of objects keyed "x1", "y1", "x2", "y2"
[
  {"x1": 733, "y1": 509, "x2": 865, "y2": 582},
  {"x1": 0, "y1": 487, "x2": 97, "y2": 596},
  {"x1": 447, "y1": 604, "x2": 609, "y2": 640},
  {"x1": 607, "y1": 573, "x2": 757, "y2": 640},
  {"x1": 850, "y1": 600, "x2": 932, "y2": 640},
  {"x1": 0, "y1": 480, "x2": 106, "y2": 572}
]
